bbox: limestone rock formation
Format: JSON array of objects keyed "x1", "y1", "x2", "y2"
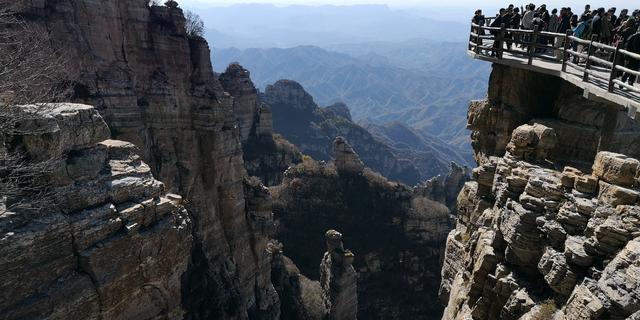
[
  {"x1": 269, "y1": 242, "x2": 328, "y2": 320},
  {"x1": 220, "y1": 64, "x2": 303, "y2": 186},
  {"x1": 262, "y1": 79, "x2": 425, "y2": 185},
  {"x1": 333, "y1": 137, "x2": 365, "y2": 174},
  {"x1": 467, "y1": 64, "x2": 640, "y2": 168},
  {"x1": 0, "y1": 103, "x2": 192, "y2": 319},
  {"x1": 219, "y1": 63, "x2": 259, "y2": 142},
  {"x1": 320, "y1": 230, "x2": 358, "y2": 320},
  {"x1": 417, "y1": 162, "x2": 471, "y2": 211},
  {"x1": 271, "y1": 155, "x2": 450, "y2": 319},
  {"x1": 441, "y1": 63, "x2": 640, "y2": 319},
  {"x1": 15, "y1": 2, "x2": 281, "y2": 318}
]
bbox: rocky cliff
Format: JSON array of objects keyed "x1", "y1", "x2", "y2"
[
  {"x1": 271, "y1": 137, "x2": 452, "y2": 319},
  {"x1": 262, "y1": 79, "x2": 427, "y2": 185},
  {"x1": 440, "y1": 64, "x2": 640, "y2": 319},
  {"x1": 1, "y1": 104, "x2": 192, "y2": 319},
  {"x1": 13, "y1": 2, "x2": 281, "y2": 318},
  {"x1": 220, "y1": 64, "x2": 303, "y2": 186}
]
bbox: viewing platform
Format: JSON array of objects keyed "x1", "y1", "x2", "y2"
[{"x1": 468, "y1": 19, "x2": 640, "y2": 118}]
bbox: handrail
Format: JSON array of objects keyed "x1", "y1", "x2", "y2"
[{"x1": 468, "y1": 19, "x2": 640, "y2": 100}]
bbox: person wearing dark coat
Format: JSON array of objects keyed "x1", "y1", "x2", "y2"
[
  {"x1": 472, "y1": 10, "x2": 486, "y2": 46},
  {"x1": 591, "y1": 8, "x2": 604, "y2": 40},
  {"x1": 556, "y1": 8, "x2": 571, "y2": 33},
  {"x1": 622, "y1": 32, "x2": 640, "y2": 87},
  {"x1": 490, "y1": 9, "x2": 508, "y2": 57}
]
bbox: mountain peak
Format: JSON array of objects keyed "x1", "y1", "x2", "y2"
[{"x1": 263, "y1": 80, "x2": 317, "y2": 112}]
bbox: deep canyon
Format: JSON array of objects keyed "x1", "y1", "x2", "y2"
[{"x1": 3, "y1": 1, "x2": 640, "y2": 320}]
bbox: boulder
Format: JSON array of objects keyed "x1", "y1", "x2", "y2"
[
  {"x1": 506, "y1": 123, "x2": 558, "y2": 161},
  {"x1": 562, "y1": 167, "x2": 583, "y2": 188},
  {"x1": 538, "y1": 247, "x2": 578, "y2": 296},
  {"x1": 592, "y1": 152, "x2": 640, "y2": 188},
  {"x1": 575, "y1": 175, "x2": 599, "y2": 194},
  {"x1": 598, "y1": 181, "x2": 639, "y2": 207},
  {"x1": 564, "y1": 236, "x2": 594, "y2": 267}
]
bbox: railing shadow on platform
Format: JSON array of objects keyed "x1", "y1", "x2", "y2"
[{"x1": 468, "y1": 19, "x2": 640, "y2": 114}]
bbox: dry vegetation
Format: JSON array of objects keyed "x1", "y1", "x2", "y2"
[{"x1": 0, "y1": 4, "x2": 74, "y2": 214}]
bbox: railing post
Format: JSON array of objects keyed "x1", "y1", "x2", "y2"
[
  {"x1": 583, "y1": 34, "x2": 597, "y2": 82},
  {"x1": 609, "y1": 42, "x2": 622, "y2": 92},
  {"x1": 475, "y1": 25, "x2": 482, "y2": 54},
  {"x1": 497, "y1": 23, "x2": 506, "y2": 59},
  {"x1": 562, "y1": 30, "x2": 573, "y2": 72},
  {"x1": 528, "y1": 26, "x2": 539, "y2": 65},
  {"x1": 469, "y1": 24, "x2": 474, "y2": 51}
]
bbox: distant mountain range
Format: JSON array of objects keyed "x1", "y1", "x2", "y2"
[
  {"x1": 196, "y1": 4, "x2": 470, "y2": 48},
  {"x1": 196, "y1": 3, "x2": 490, "y2": 175},
  {"x1": 213, "y1": 42, "x2": 489, "y2": 155},
  {"x1": 260, "y1": 79, "x2": 465, "y2": 184}
]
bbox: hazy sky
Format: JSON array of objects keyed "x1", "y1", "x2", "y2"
[{"x1": 180, "y1": 0, "x2": 638, "y2": 9}]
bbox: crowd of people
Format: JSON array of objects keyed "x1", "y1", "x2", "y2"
[{"x1": 472, "y1": 4, "x2": 640, "y2": 88}]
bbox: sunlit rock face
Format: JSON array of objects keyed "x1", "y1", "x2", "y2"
[
  {"x1": 441, "y1": 64, "x2": 640, "y2": 320},
  {"x1": 0, "y1": 104, "x2": 192, "y2": 319},
  {"x1": 15, "y1": 2, "x2": 280, "y2": 318}
]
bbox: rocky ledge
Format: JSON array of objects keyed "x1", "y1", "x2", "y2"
[
  {"x1": 440, "y1": 122, "x2": 640, "y2": 319},
  {"x1": 0, "y1": 104, "x2": 192, "y2": 319}
]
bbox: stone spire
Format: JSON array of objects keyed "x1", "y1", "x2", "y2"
[
  {"x1": 256, "y1": 103, "x2": 273, "y2": 138},
  {"x1": 333, "y1": 136, "x2": 364, "y2": 174},
  {"x1": 320, "y1": 230, "x2": 358, "y2": 320}
]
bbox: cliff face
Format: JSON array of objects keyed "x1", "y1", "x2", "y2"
[
  {"x1": 0, "y1": 104, "x2": 192, "y2": 319},
  {"x1": 440, "y1": 64, "x2": 640, "y2": 319},
  {"x1": 469, "y1": 64, "x2": 640, "y2": 169},
  {"x1": 17, "y1": 2, "x2": 279, "y2": 318},
  {"x1": 220, "y1": 64, "x2": 303, "y2": 187},
  {"x1": 271, "y1": 137, "x2": 451, "y2": 319},
  {"x1": 262, "y1": 80, "x2": 426, "y2": 185}
]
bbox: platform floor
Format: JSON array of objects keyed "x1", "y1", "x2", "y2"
[{"x1": 468, "y1": 44, "x2": 640, "y2": 118}]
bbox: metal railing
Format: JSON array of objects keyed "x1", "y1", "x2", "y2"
[{"x1": 468, "y1": 19, "x2": 640, "y2": 99}]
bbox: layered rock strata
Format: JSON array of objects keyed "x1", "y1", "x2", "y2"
[
  {"x1": 0, "y1": 104, "x2": 192, "y2": 319},
  {"x1": 271, "y1": 137, "x2": 450, "y2": 319},
  {"x1": 469, "y1": 64, "x2": 640, "y2": 169},
  {"x1": 220, "y1": 64, "x2": 303, "y2": 186},
  {"x1": 440, "y1": 122, "x2": 640, "y2": 319},
  {"x1": 16, "y1": 2, "x2": 280, "y2": 318}
]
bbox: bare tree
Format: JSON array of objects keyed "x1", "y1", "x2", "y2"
[
  {"x1": 184, "y1": 10, "x2": 205, "y2": 38},
  {"x1": 0, "y1": 5, "x2": 73, "y2": 214}
]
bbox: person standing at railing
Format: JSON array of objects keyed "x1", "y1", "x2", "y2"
[
  {"x1": 609, "y1": 8, "x2": 618, "y2": 28},
  {"x1": 621, "y1": 32, "x2": 640, "y2": 88},
  {"x1": 602, "y1": 9, "x2": 615, "y2": 45},
  {"x1": 571, "y1": 14, "x2": 591, "y2": 63},
  {"x1": 521, "y1": 4, "x2": 535, "y2": 49},
  {"x1": 490, "y1": 8, "x2": 508, "y2": 57},
  {"x1": 549, "y1": 9, "x2": 559, "y2": 33},
  {"x1": 615, "y1": 9, "x2": 629, "y2": 29},
  {"x1": 590, "y1": 8, "x2": 604, "y2": 41},
  {"x1": 472, "y1": 10, "x2": 486, "y2": 46},
  {"x1": 511, "y1": 7, "x2": 523, "y2": 45},
  {"x1": 581, "y1": 4, "x2": 592, "y2": 21},
  {"x1": 522, "y1": 4, "x2": 535, "y2": 29}
]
